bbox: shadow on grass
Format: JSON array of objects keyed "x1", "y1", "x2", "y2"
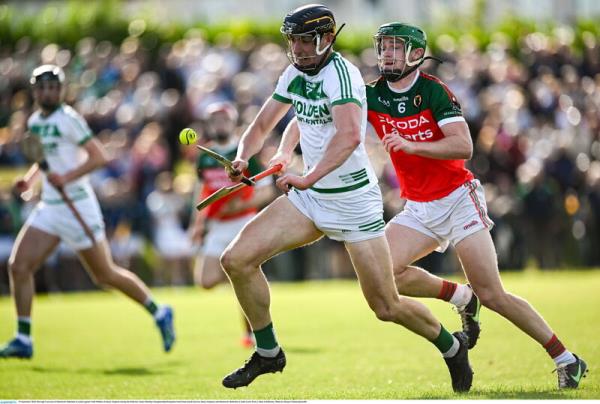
[
  {"x1": 404, "y1": 389, "x2": 572, "y2": 400},
  {"x1": 30, "y1": 364, "x2": 177, "y2": 376},
  {"x1": 102, "y1": 367, "x2": 163, "y2": 376},
  {"x1": 283, "y1": 346, "x2": 323, "y2": 354},
  {"x1": 469, "y1": 388, "x2": 571, "y2": 399}
]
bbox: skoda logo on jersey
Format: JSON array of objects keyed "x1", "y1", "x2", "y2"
[
  {"x1": 378, "y1": 96, "x2": 391, "y2": 107},
  {"x1": 414, "y1": 95, "x2": 422, "y2": 108}
]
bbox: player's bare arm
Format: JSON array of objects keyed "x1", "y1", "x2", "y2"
[
  {"x1": 188, "y1": 180, "x2": 207, "y2": 244},
  {"x1": 382, "y1": 120, "x2": 472, "y2": 160},
  {"x1": 269, "y1": 117, "x2": 300, "y2": 174},
  {"x1": 47, "y1": 137, "x2": 110, "y2": 188},
  {"x1": 230, "y1": 98, "x2": 291, "y2": 180},
  {"x1": 190, "y1": 218, "x2": 206, "y2": 244},
  {"x1": 276, "y1": 103, "x2": 361, "y2": 191},
  {"x1": 190, "y1": 209, "x2": 207, "y2": 244},
  {"x1": 14, "y1": 163, "x2": 41, "y2": 194}
]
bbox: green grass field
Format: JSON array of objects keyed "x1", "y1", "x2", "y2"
[{"x1": 0, "y1": 270, "x2": 599, "y2": 399}]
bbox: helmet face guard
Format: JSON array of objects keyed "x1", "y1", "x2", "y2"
[
  {"x1": 373, "y1": 23, "x2": 427, "y2": 82},
  {"x1": 281, "y1": 31, "x2": 332, "y2": 73},
  {"x1": 280, "y1": 4, "x2": 339, "y2": 74}
]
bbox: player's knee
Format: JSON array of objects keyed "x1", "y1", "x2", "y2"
[
  {"x1": 370, "y1": 297, "x2": 401, "y2": 323},
  {"x1": 393, "y1": 265, "x2": 411, "y2": 290},
  {"x1": 220, "y1": 248, "x2": 246, "y2": 277},
  {"x1": 7, "y1": 259, "x2": 32, "y2": 280},
  {"x1": 91, "y1": 272, "x2": 112, "y2": 287},
  {"x1": 91, "y1": 267, "x2": 119, "y2": 287},
  {"x1": 373, "y1": 306, "x2": 396, "y2": 322},
  {"x1": 475, "y1": 287, "x2": 506, "y2": 312}
]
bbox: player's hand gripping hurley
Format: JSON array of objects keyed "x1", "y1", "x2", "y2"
[
  {"x1": 197, "y1": 145, "x2": 255, "y2": 186},
  {"x1": 20, "y1": 134, "x2": 96, "y2": 244},
  {"x1": 195, "y1": 164, "x2": 283, "y2": 211}
]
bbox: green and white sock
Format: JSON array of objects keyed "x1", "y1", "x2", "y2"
[
  {"x1": 254, "y1": 323, "x2": 280, "y2": 358},
  {"x1": 432, "y1": 325, "x2": 459, "y2": 358},
  {"x1": 16, "y1": 317, "x2": 32, "y2": 344},
  {"x1": 144, "y1": 298, "x2": 159, "y2": 316},
  {"x1": 442, "y1": 336, "x2": 460, "y2": 358}
]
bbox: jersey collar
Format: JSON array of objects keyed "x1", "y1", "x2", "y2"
[
  {"x1": 386, "y1": 70, "x2": 420, "y2": 94},
  {"x1": 39, "y1": 103, "x2": 63, "y2": 119},
  {"x1": 303, "y1": 51, "x2": 337, "y2": 77}
]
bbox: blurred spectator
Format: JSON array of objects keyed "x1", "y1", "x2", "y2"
[
  {"x1": 189, "y1": 101, "x2": 276, "y2": 346},
  {"x1": 146, "y1": 171, "x2": 193, "y2": 285}
]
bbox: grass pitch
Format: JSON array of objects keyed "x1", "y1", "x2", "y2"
[{"x1": 0, "y1": 270, "x2": 599, "y2": 399}]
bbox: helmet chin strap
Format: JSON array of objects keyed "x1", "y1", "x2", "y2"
[
  {"x1": 315, "y1": 23, "x2": 346, "y2": 56},
  {"x1": 383, "y1": 54, "x2": 443, "y2": 82},
  {"x1": 315, "y1": 34, "x2": 327, "y2": 56}
]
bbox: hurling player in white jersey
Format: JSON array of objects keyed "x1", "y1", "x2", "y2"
[
  {"x1": 219, "y1": 4, "x2": 472, "y2": 391},
  {"x1": 0, "y1": 65, "x2": 175, "y2": 359}
]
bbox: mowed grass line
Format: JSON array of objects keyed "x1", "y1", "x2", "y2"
[{"x1": 0, "y1": 270, "x2": 598, "y2": 399}]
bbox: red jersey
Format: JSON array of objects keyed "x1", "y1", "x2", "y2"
[
  {"x1": 196, "y1": 143, "x2": 263, "y2": 220},
  {"x1": 366, "y1": 72, "x2": 473, "y2": 202}
]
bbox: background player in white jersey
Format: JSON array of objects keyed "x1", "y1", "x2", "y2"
[
  {"x1": 0, "y1": 65, "x2": 175, "y2": 359},
  {"x1": 368, "y1": 23, "x2": 587, "y2": 389},
  {"x1": 190, "y1": 101, "x2": 275, "y2": 347},
  {"x1": 219, "y1": 4, "x2": 473, "y2": 392}
]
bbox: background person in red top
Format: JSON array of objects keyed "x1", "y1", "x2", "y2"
[
  {"x1": 368, "y1": 22, "x2": 587, "y2": 389},
  {"x1": 190, "y1": 101, "x2": 275, "y2": 347}
]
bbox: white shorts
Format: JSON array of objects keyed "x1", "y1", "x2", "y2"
[
  {"x1": 0, "y1": 236, "x2": 14, "y2": 261},
  {"x1": 155, "y1": 225, "x2": 194, "y2": 259},
  {"x1": 287, "y1": 185, "x2": 385, "y2": 243},
  {"x1": 26, "y1": 197, "x2": 106, "y2": 251},
  {"x1": 203, "y1": 214, "x2": 255, "y2": 257},
  {"x1": 390, "y1": 179, "x2": 494, "y2": 252}
]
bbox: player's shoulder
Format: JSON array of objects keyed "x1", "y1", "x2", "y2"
[
  {"x1": 58, "y1": 104, "x2": 84, "y2": 120},
  {"x1": 55, "y1": 104, "x2": 93, "y2": 139},
  {"x1": 419, "y1": 72, "x2": 456, "y2": 98},
  {"x1": 328, "y1": 51, "x2": 361, "y2": 76},
  {"x1": 330, "y1": 51, "x2": 356, "y2": 67},
  {"x1": 279, "y1": 64, "x2": 298, "y2": 81},
  {"x1": 280, "y1": 64, "x2": 295, "y2": 76},
  {"x1": 419, "y1": 71, "x2": 446, "y2": 86},
  {"x1": 321, "y1": 52, "x2": 364, "y2": 95},
  {"x1": 366, "y1": 76, "x2": 385, "y2": 90},
  {"x1": 365, "y1": 77, "x2": 388, "y2": 103}
]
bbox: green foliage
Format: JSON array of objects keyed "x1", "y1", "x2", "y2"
[
  {"x1": 0, "y1": 271, "x2": 599, "y2": 399},
  {"x1": 0, "y1": 1, "x2": 597, "y2": 57}
]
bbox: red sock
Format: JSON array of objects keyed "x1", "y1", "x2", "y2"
[
  {"x1": 437, "y1": 280, "x2": 458, "y2": 302},
  {"x1": 543, "y1": 334, "x2": 566, "y2": 358}
]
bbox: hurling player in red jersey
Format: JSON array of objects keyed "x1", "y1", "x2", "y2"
[
  {"x1": 368, "y1": 22, "x2": 586, "y2": 388},
  {"x1": 190, "y1": 102, "x2": 275, "y2": 348}
]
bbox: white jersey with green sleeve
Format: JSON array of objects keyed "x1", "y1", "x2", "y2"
[
  {"x1": 272, "y1": 51, "x2": 378, "y2": 200},
  {"x1": 27, "y1": 104, "x2": 96, "y2": 204}
]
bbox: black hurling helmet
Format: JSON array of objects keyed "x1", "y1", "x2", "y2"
[
  {"x1": 280, "y1": 4, "x2": 343, "y2": 74},
  {"x1": 30, "y1": 64, "x2": 65, "y2": 86}
]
